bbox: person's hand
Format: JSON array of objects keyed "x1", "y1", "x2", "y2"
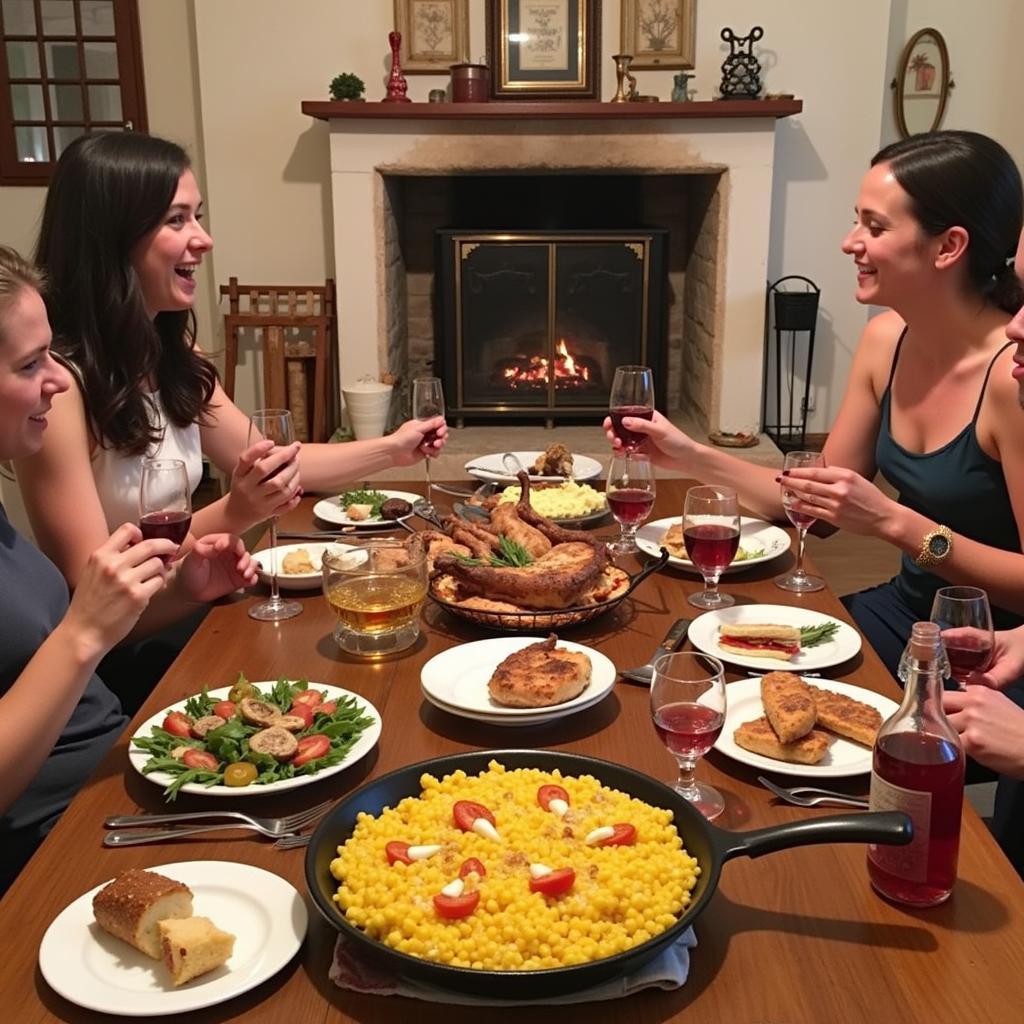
[
  {"x1": 962, "y1": 627, "x2": 1024, "y2": 690},
  {"x1": 601, "y1": 410, "x2": 698, "y2": 471},
  {"x1": 225, "y1": 439, "x2": 303, "y2": 527},
  {"x1": 387, "y1": 416, "x2": 447, "y2": 467},
  {"x1": 777, "y1": 466, "x2": 898, "y2": 536},
  {"x1": 943, "y1": 686, "x2": 1024, "y2": 779},
  {"x1": 176, "y1": 533, "x2": 258, "y2": 603},
  {"x1": 62, "y1": 523, "x2": 172, "y2": 657}
]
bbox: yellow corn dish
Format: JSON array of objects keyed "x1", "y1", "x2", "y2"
[
  {"x1": 329, "y1": 760, "x2": 700, "y2": 971},
  {"x1": 497, "y1": 482, "x2": 606, "y2": 520}
]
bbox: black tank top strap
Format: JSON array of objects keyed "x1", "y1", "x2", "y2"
[
  {"x1": 971, "y1": 341, "x2": 1016, "y2": 422},
  {"x1": 883, "y1": 325, "x2": 910, "y2": 394}
]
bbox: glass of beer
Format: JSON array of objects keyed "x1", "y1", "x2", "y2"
[{"x1": 322, "y1": 540, "x2": 427, "y2": 657}]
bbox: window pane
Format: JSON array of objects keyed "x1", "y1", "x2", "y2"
[
  {"x1": 11, "y1": 81, "x2": 43, "y2": 118},
  {"x1": 87, "y1": 82, "x2": 119, "y2": 120},
  {"x1": 40, "y1": 0, "x2": 74, "y2": 36},
  {"x1": 1, "y1": 0, "x2": 37, "y2": 35},
  {"x1": 15, "y1": 123, "x2": 49, "y2": 161},
  {"x1": 53, "y1": 122, "x2": 83, "y2": 157},
  {"x1": 84, "y1": 40, "x2": 117, "y2": 77},
  {"x1": 6, "y1": 40, "x2": 39, "y2": 77},
  {"x1": 44, "y1": 40, "x2": 79, "y2": 78},
  {"x1": 49, "y1": 81, "x2": 81, "y2": 119},
  {"x1": 80, "y1": 1, "x2": 114, "y2": 36}
]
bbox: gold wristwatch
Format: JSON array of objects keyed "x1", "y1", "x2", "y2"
[{"x1": 914, "y1": 525, "x2": 953, "y2": 567}]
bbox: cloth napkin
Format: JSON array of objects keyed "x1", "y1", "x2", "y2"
[{"x1": 329, "y1": 928, "x2": 697, "y2": 1005}]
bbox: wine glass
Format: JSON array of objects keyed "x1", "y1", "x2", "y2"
[
  {"x1": 775, "y1": 450, "x2": 826, "y2": 593},
  {"x1": 606, "y1": 453, "x2": 656, "y2": 557},
  {"x1": 651, "y1": 651, "x2": 727, "y2": 820},
  {"x1": 930, "y1": 586, "x2": 994, "y2": 689},
  {"x1": 609, "y1": 365, "x2": 654, "y2": 452},
  {"x1": 412, "y1": 376, "x2": 445, "y2": 513},
  {"x1": 139, "y1": 458, "x2": 192, "y2": 563},
  {"x1": 248, "y1": 408, "x2": 302, "y2": 622},
  {"x1": 683, "y1": 485, "x2": 740, "y2": 609}
]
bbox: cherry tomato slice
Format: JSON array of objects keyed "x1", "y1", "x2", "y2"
[
  {"x1": 433, "y1": 890, "x2": 480, "y2": 919},
  {"x1": 386, "y1": 841, "x2": 413, "y2": 865},
  {"x1": 162, "y1": 712, "x2": 193, "y2": 739},
  {"x1": 212, "y1": 700, "x2": 237, "y2": 721},
  {"x1": 593, "y1": 823, "x2": 637, "y2": 847},
  {"x1": 292, "y1": 689, "x2": 323, "y2": 709},
  {"x1": 223, "y1": 762, "x2": 258, "y2": 787},
  {"x1": 287, "y1": 702, "x2": 315, "y2": 729},
  {"x1": 292, "y1": 734, "x2": 331, "y2": 768},
  {"x1": 182, "y1": 748, "x2": 219, "y2": 772},
  {"x1": 318, "y1": 701, "x2": 338, "y2": 717},
  {"x1": 453, "y1": 800, "x2": 495, "y2": 832},
  {"x1": 458, "y1": 857, "x2": 487, "y2": 879},
  {"x1": 529, "y1": 867, "x2": 576, "y2": 896},
  {"x1": 537, "y1": 784, "x2": 570, "y2": 812}
]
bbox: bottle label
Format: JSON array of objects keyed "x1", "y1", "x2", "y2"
[{"x1": 868, "y1": 772, "x2": 931, "y2": 882}]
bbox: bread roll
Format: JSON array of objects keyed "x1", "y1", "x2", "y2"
[
  {"x1": 92, "y1": 869, "x2": 193, "y2": 959},
  {"x1": 159, "y1": 916, "x2": 236, "y2": 985}
]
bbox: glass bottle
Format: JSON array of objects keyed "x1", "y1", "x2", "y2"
[{"x1": 867, "y1": 621, "x2": 965, "y2": 906}]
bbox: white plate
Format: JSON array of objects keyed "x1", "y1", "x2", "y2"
[
  {"x1": 465, "y1": 452, "x2": 603, "y2": 484},
  {"x1": 688, "y1": 604, "x2": 863, "y2": 671},
  {"x1": 254, "y1": 542, "x2": 352, "y2": 590},
  {"x1": 39, "y1": 861, "x2": 307, "y2": 1017},
  {"x1": 312, "y1": 489, "x2": 421, "y2": 527},
  {"x1": 420, "y1": 687, "x2": 611, "y2": 727},
  {"x1": 714, "y1": 676, "x2": 899, "y2": 778},
  {"x1": 636, "y1": 516, "x2": 791, "y2": 573},
  {"x1": 420, "y1": 636, "x2": 616, "y2": 722},
  {"x1": 130, "y1": 683, "x2": 381, "y2": 797}
]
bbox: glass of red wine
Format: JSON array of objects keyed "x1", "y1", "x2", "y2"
[
  {"x1": 683, "y1": 485, "x2": 740, "y2": 609},
  {"x1": 248, "y1": 408, "x2": 302, "y2": 622},
  {"x1": 651, "y1": 651, "x2": 727, "y2": 820},
  {"x1": 929, "y1": 586, "x2": 994, "y2": 689},
  {"x1": 775, "y1": 450, "x2": 826, "y2": 593},
  {"x1": 412, "y1": 376, "x2": 445, "y2": 514},
  {"x1": 609, "y1": 365, "x2": 654, "y2": 452},
  {"x1": 139, "y1": 458, "x2": 192, "y2": 562},
  {"x1": 606, "y1": 452, "x2": 656, "y2": 556}
]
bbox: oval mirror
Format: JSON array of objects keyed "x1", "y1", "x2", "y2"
[{"x1": 893, "y1": 28, "x2": 952, "y2": 138}]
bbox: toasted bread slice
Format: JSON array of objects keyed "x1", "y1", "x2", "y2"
[
  {"x1": 761, "y1": 671, "x2": 817, "y2": 743},
  {"x1": 807, "y1": 685, "x2": 883, "y2": 747},
  {"x1": 734, "y1": 716, "x2": 830, "y2": 765}
]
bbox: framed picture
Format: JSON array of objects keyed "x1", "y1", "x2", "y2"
[
  {"x1": 620, "y1": 0, "x2": 696, "y2": 70},
  {"x1": 486, "y1": 0, "x2": 601, "y2": 100},
  {"x1": 393, "y1": 0, "x2": 469, "y2": 73}
]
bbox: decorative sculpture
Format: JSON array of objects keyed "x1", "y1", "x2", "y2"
[
  {"x1": 719, "y1": 26, "x2": 763, "y2": 99},
  {"x1": 384, "y1": 30, "x2": 411, "y2": 103},
  {"x1": 671, "y1": 72, "x2": 694, "y2": 102},
  {"x1": 611, "y1": 54, "x2": 638, "y2": 103}
]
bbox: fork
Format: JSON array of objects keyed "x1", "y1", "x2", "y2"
[
  {"x1": 618, "y1": 619, "x2": 693, "y2": 686},
  {"x1": 274, "y1": 832, "x2": 314, "y2": 850},
  {"x1": 757, "y1": 775, "x2": 870, "y2": 809}
]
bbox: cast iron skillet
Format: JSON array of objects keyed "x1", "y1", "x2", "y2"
[{"x1": 305, "y1": 749, "x2": 910, "y2": 998}]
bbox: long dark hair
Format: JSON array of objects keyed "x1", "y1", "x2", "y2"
[
  {"x1": 872, "y1": 131, "x2": 1024, "y2": 314},
  {"x1": 34, "y1": 132, "x2": 217, "y2": 455}
]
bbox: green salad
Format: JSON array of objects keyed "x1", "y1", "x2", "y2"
[
  {"x1": 132, "y1": 674, "x2": 375, "y2": 800},
  {"x1": 338, "y1": 489, "x2": 388, "y2": 518}
]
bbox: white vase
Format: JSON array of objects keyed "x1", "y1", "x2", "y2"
[{"x1": 341, "y1": 381, "x2": 393, "y2": 440}]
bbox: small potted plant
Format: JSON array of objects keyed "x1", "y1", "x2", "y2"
[{"x1": 330, "y1": 72, "x2": 365, "y2": 102}]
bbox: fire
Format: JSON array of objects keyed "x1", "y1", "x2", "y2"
[{"x1": 502, "y1": 339, "x2": 591, "y2": 389}]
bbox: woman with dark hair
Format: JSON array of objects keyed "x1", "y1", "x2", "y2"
[
  {"x1": 15, "y1": 132, "x2": 445, "y2": 590},
  {"x1": 606, "y1": 130, "x2": 1024, "y2": 672}
]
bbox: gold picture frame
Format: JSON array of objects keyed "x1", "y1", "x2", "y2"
[
  {"x1": 486, "y1": 0, "x2": 601, "y2": 100},
  {"x1": 393, "y1": 0, "x2": 470, "y2": 73},
  {"x1": 620, "y1": 0, "x2": 696, "y2": 70}
]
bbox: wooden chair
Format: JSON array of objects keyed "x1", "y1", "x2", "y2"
[{"x1": 219, "y1": 278, "x2": 337, "y2": 442}]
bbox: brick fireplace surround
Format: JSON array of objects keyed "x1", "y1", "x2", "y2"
[{"x1": 303, "y1": 100, "x2": 801, "y2": 434}]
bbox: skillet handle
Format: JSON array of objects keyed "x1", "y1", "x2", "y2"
[
  {"x1": 714, "y1": 811, "x2": 912, "y2": 862},
  {"x1": 626, "y1": 549, "x2": 671, "y2": 593}
]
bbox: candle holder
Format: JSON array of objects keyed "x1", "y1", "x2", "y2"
[{"x1": 611, "y1": 54, "x2": 638, "y2": 103}]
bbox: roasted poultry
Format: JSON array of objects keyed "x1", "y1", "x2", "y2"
[{"x1": 531, "y1": 443, "x2": 574, "y2": 477}]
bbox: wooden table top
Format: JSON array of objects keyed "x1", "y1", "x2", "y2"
[{"x1": 3, "y1": 480, "x2": 1022, "y2": 1023}]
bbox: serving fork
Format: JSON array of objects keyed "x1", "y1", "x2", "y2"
[{"x1": 757, "y1": 775, "x2": 870, "y2": 809}]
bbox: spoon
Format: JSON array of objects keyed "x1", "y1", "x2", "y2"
[
  {"x1": 453, "y1": 501, "x2": 490, "y2": 522},
  {"x1": 412, "y1": 498, "x2": 445, "y2": 530},
  {"x1": 501, "y1": 452, "x2": 526, "y2": 475}
]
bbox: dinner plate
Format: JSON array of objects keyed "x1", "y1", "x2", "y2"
[
  {"x1": 714, "y1": 676, "x2": 899, "y2": 778},
  {"x1": 420, "y1": 636, "x2": 616, "y2": 723},
  {"x1": 254, "y1": 541, "x2": 351, "y2": 590},
  {"x1": 484, "y1": 488, "x2": 609, "y2": 526},
  {"x1": 312, "y1": 489, "x2": 420, "y2": 527},
  {"x1": 38, "y1": 861, "x2": 307, "y2": 1017},
  {"x1": 420, "y1": 687, "x2": 611, "y2": 727},
  {"x1": 130, "y1": 683, "x2": 382, "y2": 797},
  {"x1": 465, "y1": 451, "x2": 602, "y2": 484},
  {"x1": 636, "y1": 516, "x2": 790, "y2": 573},
  {"x1": 688, "y1": 604, "x2": 862, "y2": 671}
]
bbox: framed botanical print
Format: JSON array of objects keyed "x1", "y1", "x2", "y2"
[
  {"x1": 486, "y1": 0, "x2": 601, "y2": 100},
  {"x1": 393, "y1": 0, "x2": 469, "y2": 73},
  {"x1": 620, "y1": 0, "x2": 696, "y2": 70}
]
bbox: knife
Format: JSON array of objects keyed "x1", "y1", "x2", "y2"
[{"x1": 618, "y1": 618, "x2": 693, "y2": 686}]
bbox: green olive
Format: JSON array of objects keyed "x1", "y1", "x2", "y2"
[
  {"x1": 223, "y1": 762, "x2": 258, "y2": 787},
  {"x1": 227, "y1": 677, "x2": 256, "y2": 703}
]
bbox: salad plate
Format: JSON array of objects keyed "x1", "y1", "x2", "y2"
[
  {"x1": 254, "y1": 541, "x2": 350, "y2": 590},
  {"x1": 465, "y1": 452, "x2": 602, "y2": 484},
  {"x1": 312, "y1": 489, "x2": 420, "y2": 527},
  {"x1": 636, "y1": 516, "x2": 790, "y2": 574}
]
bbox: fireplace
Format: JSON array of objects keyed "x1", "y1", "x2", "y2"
[{"x1": 436, "y1": 230, "x2": 666, "y2": 423}]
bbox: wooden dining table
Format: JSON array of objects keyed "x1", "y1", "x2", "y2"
[{"x1": 3, "y1": 480, "x2": 1022, "y2": 1023}]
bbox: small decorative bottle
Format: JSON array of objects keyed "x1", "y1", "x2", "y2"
[{"x1": 867, "y1": 621, "x2": 965, "y2": 906}]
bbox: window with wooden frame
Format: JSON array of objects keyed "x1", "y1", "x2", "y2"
[{"x1": 0, "y1": 0, "x2": 146, "y2": 185}]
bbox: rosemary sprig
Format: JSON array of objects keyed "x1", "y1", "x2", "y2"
[
  {"x1": 799, "y1": 622, "x2": 840, "y2": 647},
  {"x1": 450, "y1": 535, "x2": 534, "y2": 569}
]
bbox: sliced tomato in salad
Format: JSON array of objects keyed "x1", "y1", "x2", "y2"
[
  {"x1": 287, "y1": 702, "x2": 315, "y2": 729},
  {"x1": 529, "y1": 867, "x2": 576, "y2": 896},
  {"x1": 292, "y1": 734, "x2": 331, "y2": 768},
  {"x1": 291, "y1": 689, "x2": 323, "y2": 709},
  {"x1": 537, "y1": 784, "x2": 570, "y2": 812},
  {"x1": 162, "y1": 711, "x2": 193, "y2": 738},
  {"x1": 317, "y1": 701, "x2": 337, "y2": 716},
  {"x1": 182, "y1": 748, "x2": 220, "y2": 772},
  {"x1": 453, "y1": 800, "x2": 495, "y2": 832},
  {"x1": 212, "y1": 700, "x2": 237, "y2": 721},
  {"x1": 386, "y1": 841, "x2": 413, "y2": 865},
  {"x1": 433, "y1": 890, "x2": 480, "y2": 919}
]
